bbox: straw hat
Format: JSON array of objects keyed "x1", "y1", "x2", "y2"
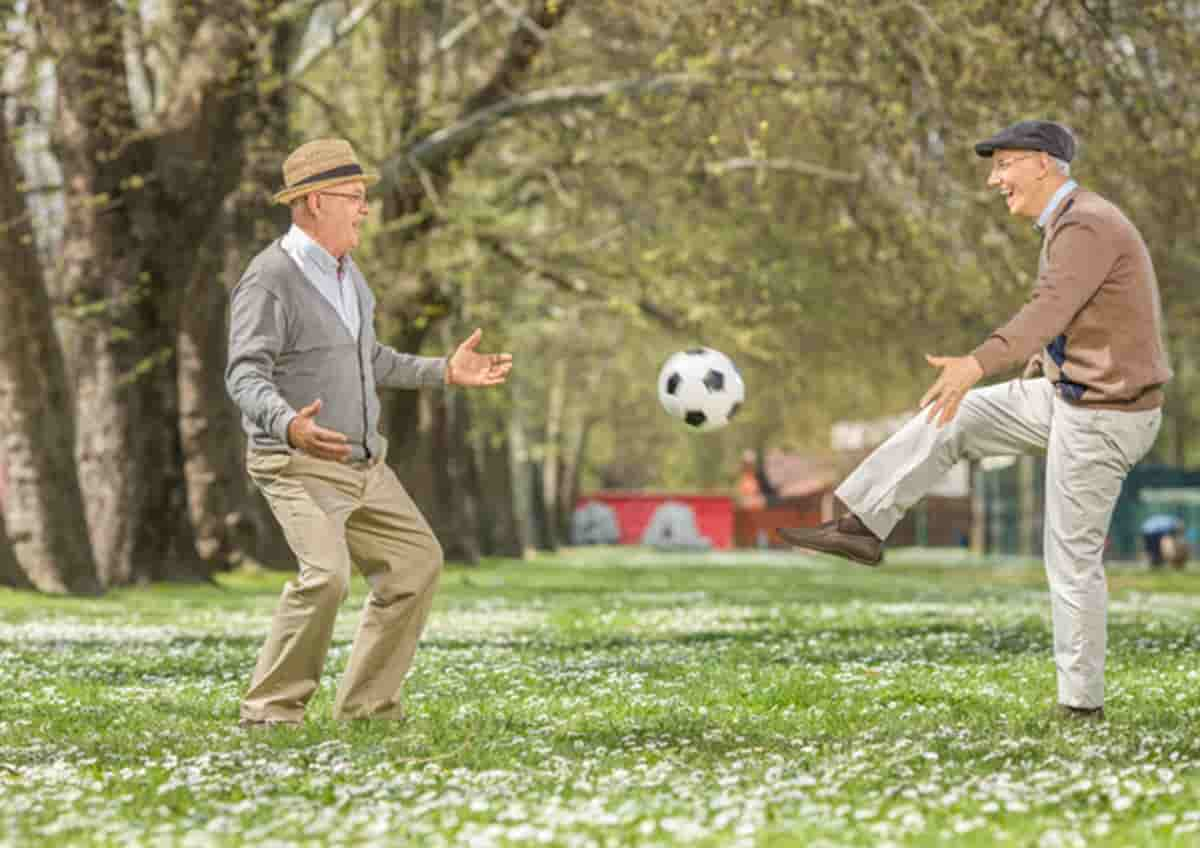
[{"x1": 273, "y1": 138, "x2": 379, "y2": 205}]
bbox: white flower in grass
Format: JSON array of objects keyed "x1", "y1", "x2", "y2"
[{"x1": 1038, "y1": 829, "x2": 1085, "y2": 848}]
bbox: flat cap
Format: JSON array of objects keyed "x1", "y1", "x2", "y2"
[{"x1": 974, "y1": 120, "x2": 1076, "y2": 163}]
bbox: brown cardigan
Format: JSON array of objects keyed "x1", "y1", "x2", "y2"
[{"x1": 972, "y1": 187, "x2": 1171, "y2": 411}]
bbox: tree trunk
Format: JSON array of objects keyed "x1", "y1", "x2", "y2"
[
  {"x1": 556, "y1": 414, "x2": 595, "y2": 545},
  {"x1": 507, "y1": 387, "x2": 536, "y2": 555},
  {"x1": 474, "y1": 407, "x2": 527, "y2": 558},
  {"x1": 51, "y1": 147, "x2": 205, "y2": 584},
  {"x1": 178, "y1": 3, "x2": 306, "y2": 572},
  {"x1": 0, "y1": 103, "x2": 101, "y2": 594},
  {"x1": 38, "y1": 0, "x2": 278, "y2": 584},
  {"x1": 1162, "y1": 347, "x2": 1192, "y2": 467},
  {"x1": 0, "y1": 516, "x2": 31, "y2": 590},
  {"x1": 527, "y1": 460, "x2": 557, "y2": 552},
  {"x1": 540, "y1": 357, "x2": 567, "y2": 549},
  {"x1": 432, "y1": 389, "x2": 482, "y2": 564},
  {"x1": 40, "y1": 0, "x2": 195, "y2": 584},
  {"x1": 177, "y1": 60, "x2": 295, "y2": 570},
  {"x1": 177, "y1": 217, "x2": 245, "y2": 567},
  {"x1": 0, "y1": 417, "x2": 33, "y2": 591},
  {"x1": 366, "y1": 0, "x2": 578, "y2": 560},
  {"x1": 386, "y1": 387, "x2": 480, "y2": 564}
]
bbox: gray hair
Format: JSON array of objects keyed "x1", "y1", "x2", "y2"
[{"x1": 1051, "y1": 156, "x2": 1071, "y2": 177}]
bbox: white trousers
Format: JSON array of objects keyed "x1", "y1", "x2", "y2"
[{"x1": 837, "y1": 378, "x2": 1161, "y2": 708}]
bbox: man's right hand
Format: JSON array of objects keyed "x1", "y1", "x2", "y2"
[{"x1": 287, "y1": 399, "x2": 352, "y2": 462}]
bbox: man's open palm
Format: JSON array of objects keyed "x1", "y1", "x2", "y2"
[
  {"x1": 448, "y1": 329, "x2": 513, "y2": 387},
  {"x1": 920, "y1": 354, "x2": 984, "y2": 427}
]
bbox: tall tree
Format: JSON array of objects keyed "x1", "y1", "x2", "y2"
[
  {"x1": 0, "y1": 96, "x2": 101, "y2": 593},
  {"x1": 177, "y1": 7, "x2": 306, "y2": 570},
  {"x1": 32, "y1": 0, "x2": 285, "y2": 584},
  {"x1": 350, "y1": 0, "x2": 577, "y2": 560}
]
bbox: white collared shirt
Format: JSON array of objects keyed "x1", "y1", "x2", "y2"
[
  {"x1": 280, "y1": 224, "x2": 361, "y2": 338},
  {"x1": 1036, "y1": 179, "x2": 1078, "y2": 231}
]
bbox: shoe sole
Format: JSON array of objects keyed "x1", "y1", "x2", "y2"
[
  {"x1": 777, "y1": 533, "x2": 882, "y2": 567},
  {"x1": 1055, "y1": 706, "x2": 1105, "y2": 722}
]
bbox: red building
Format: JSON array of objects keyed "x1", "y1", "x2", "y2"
[
  {"x1": 734, "y1": 450, "x2": 841, "y2": 547},
  {"x1": 573, "y1": 492, "x2": 735, "y2": 549}
]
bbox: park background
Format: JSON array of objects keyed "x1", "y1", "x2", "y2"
[
  {"x1": 3, "y1": 2, "x2": 1200, "y2": 846},
  {"x1": 1, "y1": 0, "x2": 1198, "y2": 591}
]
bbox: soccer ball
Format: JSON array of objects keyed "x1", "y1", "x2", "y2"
[{"x1": 657, "y1": 347, "x2": 745, "y2": 432}]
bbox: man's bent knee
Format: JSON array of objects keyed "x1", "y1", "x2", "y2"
[
  {"x1": 294, "y1": 568, "x2": 351, "y2": 607},
  {"x1": 412, "y1": 536, "x2": 444, "y2": 591}
]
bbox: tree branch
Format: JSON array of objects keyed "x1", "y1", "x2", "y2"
[
  {"x1": 491, "y1": 0, "x2": 549, "y2": 42},
  {"x1": 159, "y1": 13, "x2": 254, "y2": 133},
  {"x1": 385, "y1": 74, "x2": 690, "y2": 184},
  {"x1": 380, "y1": 71, "x2": 863, "y2": 190},
  {"x1": 289, "y1": 80, "x2": 380, "y2": 165},
  {"x1": 288, "y1": 0, "x2": 387, "y2": 80},
  {"x1": 477, "y1": 233, "x2": 683, "y2": 330},
  {"x1": 438, "y1": 4, "x2": 498, "y2": 52},
  {"x1": 375, "y1": 0, "x2": 577, "y2": 241},
  {"x1": 704, "y1": 157, "x2": 862, "y2": 183}
]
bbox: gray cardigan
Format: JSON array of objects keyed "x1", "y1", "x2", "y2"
[{"x1": 226, "y1": 240, "x2": 446, "y2": 461}]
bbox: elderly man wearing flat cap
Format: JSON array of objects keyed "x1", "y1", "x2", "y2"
[
  {"x1": 226, "y1": 139, "x2": 513, "y2": 727},
  {"x1": 781, "y1": 120, "x2": 1171, "y2": 720}
]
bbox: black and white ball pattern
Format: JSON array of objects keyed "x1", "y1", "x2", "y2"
[{"x1": 657, "y1": 347, "x2": 745, "y2": 432}]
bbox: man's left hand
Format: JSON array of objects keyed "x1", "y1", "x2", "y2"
[
  {"x1": 919, "y1": 354, "x2": 983, "y2": 427},
  {"x1": 447, "y1": 328, "x2": 513, "y2": 387}
]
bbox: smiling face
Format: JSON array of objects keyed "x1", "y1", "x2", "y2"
[
  {"x1": 294, "y1": 179, "x2": 369, "y2": 258},
  {"x1": 986, "y1": 149, "x2": 1062, "y2": 219}
]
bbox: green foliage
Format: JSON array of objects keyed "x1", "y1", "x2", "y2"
[
  {"x1": 14, "y1": 0, "x2": 1200, "y2": 491},
  {"x1": 326, "y1": 0, "x2": 1200, "y2": 484}
]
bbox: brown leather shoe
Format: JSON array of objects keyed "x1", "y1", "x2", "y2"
[
  {"x1": 778, "y1": 514, "x2": 883, "y2": 566},
  {"x1": 1055, "y1": 704, "x2": 1105, "y2": 722}
]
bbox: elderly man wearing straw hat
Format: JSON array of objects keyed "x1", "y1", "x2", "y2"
[{"x1": 226, "y1": 138, "x2": 512, "y2": 727}]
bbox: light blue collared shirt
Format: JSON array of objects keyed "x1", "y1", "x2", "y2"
[
  {"x1": 280, "y1": 224, "x2": 361, "y2": 338},
  {"x1": 1036, "y1": 179, "x2": 1078, "y2": 231}
]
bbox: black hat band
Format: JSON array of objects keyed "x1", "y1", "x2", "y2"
[{"x1": 292, "y1": 163, "x2": 364, "y2": 187}]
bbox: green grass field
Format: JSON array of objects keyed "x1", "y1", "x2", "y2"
[{"x1": 3, "y1": 547, "x2": 1200, "y2": 847}]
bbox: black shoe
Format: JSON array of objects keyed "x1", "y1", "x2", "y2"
[
  {"x1": 778, "y1": 514, "x2": 883, "y2": 566},
  {"x1": 1055, "y1": 704, "x2": 1105, "y2": 722}
]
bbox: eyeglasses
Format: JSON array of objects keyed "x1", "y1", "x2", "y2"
[
  {"x1": 989, "y1": 153, "x2": 1039, "y2": 175},
  {"x1": 319, "y1": 190, "x2": 369, "y2": 207}
]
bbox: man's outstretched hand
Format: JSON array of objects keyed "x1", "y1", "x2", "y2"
[
  {"x1": 919, "y1": 354, "x2": 983, "y2": 427},
  {"x1": 446, "y1": 328, "x2": 513, "y2": 387},
  {"x1": 287, "y1": 399, "x2": 352, "y2": 461}
]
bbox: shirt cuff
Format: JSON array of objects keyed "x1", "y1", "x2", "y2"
[{"x1": 274, "y1": 409, "x2": 299, "y2": 447}]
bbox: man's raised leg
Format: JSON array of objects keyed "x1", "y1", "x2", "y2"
[{"x1": 782, "y1": 379, "x2": 1057, "y2": 562}]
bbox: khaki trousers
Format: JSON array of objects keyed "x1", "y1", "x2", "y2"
[
  {"x1": 837, "y1": 378, "x2": 1161, "y2": 709},
  {"x1": 242, "y1": 445, "x2": 443, "y2": 723}
]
